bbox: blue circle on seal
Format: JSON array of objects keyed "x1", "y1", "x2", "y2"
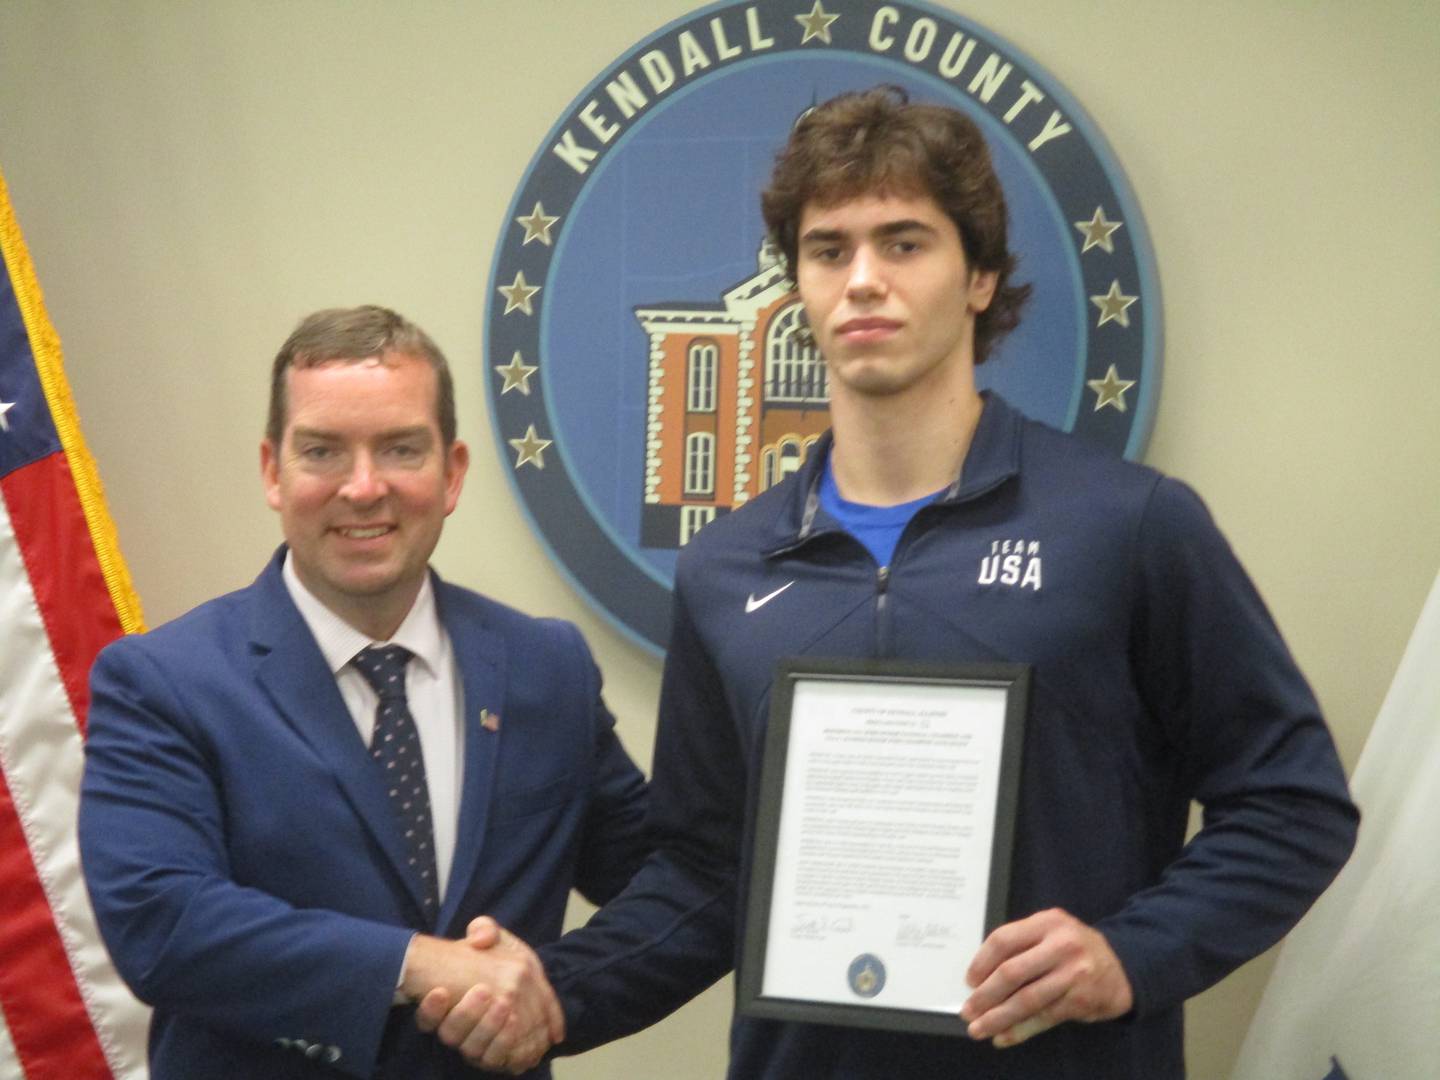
[
  {"x1": 847, "y1": 952, "x2": 887, "y2": 998},
  {"x1": 486, "y1": 0, "x2": 1162, "y2": 653}
]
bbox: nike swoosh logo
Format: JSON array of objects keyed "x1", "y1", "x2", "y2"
[{"x1": 745, "y1": 581, "x2": 795, "y2": 613}]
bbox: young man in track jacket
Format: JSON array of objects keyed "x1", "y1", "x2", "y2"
[{"x1": 431, "y1": 87, "x2": 1357, "y2": 1079}]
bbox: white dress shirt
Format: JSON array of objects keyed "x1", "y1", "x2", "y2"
[{"x1": 282, "y1": 554, "x2": 463, "y2": 903}]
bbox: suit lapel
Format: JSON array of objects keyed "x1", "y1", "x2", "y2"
[
  {"x1": 247, "y1": 553, "x2": 435, "y2": 921},
  {"x1": 435, "y1": 581, "x2": 505, "y2": 931}
]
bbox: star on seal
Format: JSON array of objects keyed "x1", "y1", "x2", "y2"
[
  {"x1": 508, "y1": 424, "x2": 553, "y2": 469},
  {"x1": 0, "y1": 399, "x2": 15, "y2": 432},
  {"x1": 795, "y1": 1, "x2": 839, "y2": 45},
  {"x1": 1087, "y1": 364, "x2": 1136, "y2": 412},
  {"x1": 494, "y1": 351, "x2": 539, "y2": 396},
  {"x1": 1073, "y1": 207, "x2": 1123, "y2": 254},
  {"x1": 515, "y1": 202, "x2": 560, "y2": 246},
  {"x1": 1090, "y1": 280, "x2": 1138, "y2": 328},
  {"x1": 498, "y1": 271, "x2": 541, "y2": 316}
]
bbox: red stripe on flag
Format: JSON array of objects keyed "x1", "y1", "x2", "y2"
[
  {"x1": 0, "y1": 765, "x2": 114, "y2": 1079},
  {"x1": 1, "y1": 452, "x2": 124, "y2": 737}
]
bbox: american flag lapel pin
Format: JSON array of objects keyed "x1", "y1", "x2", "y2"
[{"x1": 479, "y1": 708, "x2": 500, "y2": 733}]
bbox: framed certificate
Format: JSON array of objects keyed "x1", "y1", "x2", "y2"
[{"x1": 738, "y1": 657, "x2": 1030, "y2": 1036}]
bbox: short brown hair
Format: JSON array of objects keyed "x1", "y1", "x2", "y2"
[
  {"x1": 761, "y1": 86, "x2": 1031, "y2": 363},
  {"x1": 266, "y1": 305, "x2": 456, "y2": 445}
]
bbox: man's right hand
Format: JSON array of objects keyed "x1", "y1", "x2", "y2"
[{"x1": 405, "y1": 921, "x2": 563, "y2": 1073}]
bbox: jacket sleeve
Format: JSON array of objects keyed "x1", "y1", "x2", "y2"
[
  {"x1": 1096, "y1": 477, "x2": 1359, "y2": 1014},
  {"x1": 561, "y1": 622, "x2": 654, "y2": 907},
  {"x1": 78, "y1": 640, "x2": 414, "y2": 1078},
  {"x1": 539, "y1": 580, "x2": 740, "y2": 1052}
]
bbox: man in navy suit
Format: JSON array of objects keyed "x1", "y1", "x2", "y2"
[{"x1": 78, "y1": 305, "x2": 650, "y2": 1078}]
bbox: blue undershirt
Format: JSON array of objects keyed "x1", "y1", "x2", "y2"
[{"x1": 819, "y1": 458, "x2": 945, "y2": 568}]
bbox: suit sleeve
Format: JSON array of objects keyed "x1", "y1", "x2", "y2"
[
  {"x1": 538, "y1": 581, "x2": 739, "y2": 1052},
  {"x1": 1095, "y1": 477, "x2": 1359, "y2": 1013},
  {"x1": 79, "y1": 640, "x2": 414, "y2": 1078},
  {"x1": 561, "y1": 622, "x2": 653, "y2": 907}
]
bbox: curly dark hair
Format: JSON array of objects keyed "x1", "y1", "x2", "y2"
[{"x1": 761, "y1": 86, "x2": 1031, "y2": 364}]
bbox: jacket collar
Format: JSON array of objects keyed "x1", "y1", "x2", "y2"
[{"x1": 763, "y1": 390, "x2": 1023, "y2": 556}]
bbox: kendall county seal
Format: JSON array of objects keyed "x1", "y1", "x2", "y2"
[
  {"x1": 486, "y1": 0, "x2": 1161, "y2": 652},
  {"x1": 847, "y1": 953, "x2": 887, "y2": 998}
]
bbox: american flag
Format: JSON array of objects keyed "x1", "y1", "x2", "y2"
[{"x1": 0, "y1": 167, "x2": 149, "y2": 1078}]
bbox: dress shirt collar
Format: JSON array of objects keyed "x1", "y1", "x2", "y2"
[{"x1": 281, "y1": 551, "x2": 445, "y2": 677}]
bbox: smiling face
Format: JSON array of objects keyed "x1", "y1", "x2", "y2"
[
  {"x1": 796, "y1": 192, "x2": 998, "y2": 402},
  {"x1": 260, "y1": 352, "x2": 468, "y2": 639}
]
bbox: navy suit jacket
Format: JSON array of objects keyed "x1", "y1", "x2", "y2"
[{"x1": 79, "y1": 550, "x2": 650, "y2": 1079}]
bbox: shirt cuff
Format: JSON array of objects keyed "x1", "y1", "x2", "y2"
[{"x1": 393, "y1": 932, "x2": 418, "y2": 1005}]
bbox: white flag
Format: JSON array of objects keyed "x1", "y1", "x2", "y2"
[{"x1": 1233, "y1": 569, "x2": 1440, "y2": 1080}]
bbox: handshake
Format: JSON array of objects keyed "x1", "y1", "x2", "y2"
[{"x1": 402, "y1": 917, "x2": 562, "y2": 1074}]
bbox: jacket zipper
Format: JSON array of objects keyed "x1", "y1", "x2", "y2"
[{"x1": 875, "y1": 564, "x2": 891, "y2": 657}]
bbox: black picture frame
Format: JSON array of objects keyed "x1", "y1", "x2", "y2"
[{"x1": 738, "y1": 657, "x2": 1030, "y2": 1036}]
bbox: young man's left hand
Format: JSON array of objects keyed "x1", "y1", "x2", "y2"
[{"x1": 960, "y1": 908, "x2": 1133, "y2": 1048}]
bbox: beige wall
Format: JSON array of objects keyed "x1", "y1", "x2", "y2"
[{"x1": 3, "y1": 3, "x2": 1436, "y2": 1077}]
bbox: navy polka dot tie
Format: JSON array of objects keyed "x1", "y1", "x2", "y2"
[{"x1": 352, "y1": 645, "x2": 439, "y2": 919}]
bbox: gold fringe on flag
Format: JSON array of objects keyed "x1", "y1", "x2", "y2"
[{"x1": 0, "y1": 166, "x2": 145, "y2": 634}]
